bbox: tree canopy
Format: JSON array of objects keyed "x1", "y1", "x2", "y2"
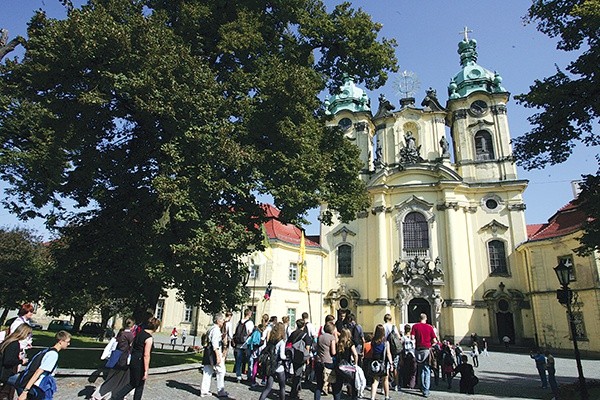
[
  {"x1": 514, "y1": 0, "x2": 600, "y2": 254},
  {"x1": 0, "y1": 0, "x2": 397, "y2": 313},
  {"x1": 0, "y1": 227, "x2": 48, "y2": 325}
]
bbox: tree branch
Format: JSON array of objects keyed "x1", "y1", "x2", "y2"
[{"x1": 0, "y1": 36, "x2": 25, "y2": 61}]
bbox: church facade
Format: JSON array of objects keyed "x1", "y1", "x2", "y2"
[{"x1": 320, "y1": 35, "x2": 534, "y2": 346}]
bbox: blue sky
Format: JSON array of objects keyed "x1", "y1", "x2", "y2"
[{"x1": 1, "y1": 0, "x2": 597, "y2": 238}]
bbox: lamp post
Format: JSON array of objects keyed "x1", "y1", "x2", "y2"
[
  {"x1": 554, "y1": 260, "x2": 588, "y2": 400},
  {"x1": 240, "y1": 267, "x2": 250, "y2": 321}
]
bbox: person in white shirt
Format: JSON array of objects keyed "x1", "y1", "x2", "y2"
[
  {"x1": 201, "y1": 313, "x2": 228, "y2": 398},
  {"x1": 9, "y1": 303, "x2": 35, "y2": 335}
]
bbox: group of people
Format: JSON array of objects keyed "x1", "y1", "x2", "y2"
[
  {"x1": 200, "y1": 309, "x2": 481, "y2": 399},
  {"x1": 169, "y1": 327, "x2": 187, "y2": 346},
  {"x1": 0, "y1": 303, "x2": 162, "y2": 400},
  {"x1": 530, "y1": 348, "x2": 559, "y2": 399}
]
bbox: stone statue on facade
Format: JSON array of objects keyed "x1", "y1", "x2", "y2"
[
  {"x1": 398, "y1": 131, "x2": 423, "y2": 164},
  {"x1": 439, "y1": 136, "x2": 450, "y2": 158},
  {"x1": 373, "y1": 143, "x2": 385, "y2": 169},
  {"x1": 373, "y1": 93, "x2": 395, "y2": 119}
]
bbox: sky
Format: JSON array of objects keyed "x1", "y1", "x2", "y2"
[{"x1": 1, "y1": 0, "x2": 597, "y2": 238}]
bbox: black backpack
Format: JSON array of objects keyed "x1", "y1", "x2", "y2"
[
  {"x1": 258, "y1": 342, "x2": 279, "y2": 377},
  {"x1": 233, "y1": 319, "x2": 249, "y2": 346}
]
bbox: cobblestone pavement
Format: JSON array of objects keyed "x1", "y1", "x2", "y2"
[{"x1": 54, "y1": 351, "x2": 599, "y2": 400}]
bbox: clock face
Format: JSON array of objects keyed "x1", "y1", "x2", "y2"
[
  {"x1": 470, "y1": 100, "x2": 488, "y2": 116},
  {"x1": 338, "y1": 118, "x2": 352, "y2": 131}
]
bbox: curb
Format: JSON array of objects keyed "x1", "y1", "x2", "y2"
[{"x1": 56, "y1": 363, "x2": 204, "y2": 377}]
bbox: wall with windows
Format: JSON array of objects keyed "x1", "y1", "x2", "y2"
[{"x1": 518, "y1": 229, "x2": 600, "y2": 355}]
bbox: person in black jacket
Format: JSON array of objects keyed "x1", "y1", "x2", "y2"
[
  {"x1": 0, "y1": 324, "x2": 32, "y2": 399},
  {"x1": 286, "y1": 320, "x2": 311, "y2": 399}
]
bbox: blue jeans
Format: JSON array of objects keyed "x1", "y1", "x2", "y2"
[
  {"x1": 418, "y1": 362, "x2": 431, "y2": 396},
  {"x1": 536, "y1": 364, "x2": 548, "y2": 388},
  {"x1": 234, "y1": 347, "x2": 246, "y2": 378}
]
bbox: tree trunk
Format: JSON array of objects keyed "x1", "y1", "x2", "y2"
[
  {"x1": 0, "y1": 308, "x2": 9, "y2": 327},
  {"x1": 100, "y1": 307, "x2": 113, "y2": 329},
  {"x1": 72, "y1": 313, "x2": 84, "y2": 332}
]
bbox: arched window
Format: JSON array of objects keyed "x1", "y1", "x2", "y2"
[
  {"x1": 403, "y1": 212, "x2": 429, "y2": 257},
  {"x1": 474, "y1": 130, "x2": 495, "y2": 160},
  {"x1": 337, "y1": 244, "x2": 352, "y2": 276},
  {"x1": 488, "y1": 240, "x2": 508, "y2": 275}
]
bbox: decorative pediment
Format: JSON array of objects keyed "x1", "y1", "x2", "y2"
[
  {"x1": 394, "y1": 196, "x2": 435, "y2": 229},
  {"x1": 479, "y1": 219, "x2": 508, "y2": 234},
  {"x1": 332, "y1": 226, "x2": 356, "y2": 242}
]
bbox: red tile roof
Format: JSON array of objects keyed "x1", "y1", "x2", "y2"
[
  {"x1": 526, "y1": 200, "x2": 589, "y2": 242},
  {"x1": 262, "y1": 204, "x2": 320, "y2": 247}
]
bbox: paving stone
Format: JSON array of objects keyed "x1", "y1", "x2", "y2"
[{"x1": 53, "y1": 350, "x2": 599, "y2": 399}]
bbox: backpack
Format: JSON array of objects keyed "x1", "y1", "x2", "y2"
[
  {"x1": 233, "y1": 319, "x2": 250, "y2": 346},
  {"x1": 388, "y1": 326, "x2": 402, "y2": 356},
  {"x1": 245, "y1": 328, "x2": 262, "y2": 350},
  {"x1": 14, "y1": 348, "x2": 59, "y2": 399},
  {"x1": 291, "y1": 333, "x2": 310, "y2": 364},
  {"x1": 258, "y1": 342, "x2": 279, "y2": 378},
  {"x1": 351, "y1": 324, "x2": 363, "y2": 348}
]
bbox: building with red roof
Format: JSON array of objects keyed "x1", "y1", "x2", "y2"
[{"x1": 517, "y1": 198, "x2": 600, "y2": 355}]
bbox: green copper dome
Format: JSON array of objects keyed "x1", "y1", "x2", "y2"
[
  {"x1": 325, "y1": 74, "x2": 370, "y2": 115},
  {"x1": 448, "y1": 37, "x2": 506, "y2": 99}
]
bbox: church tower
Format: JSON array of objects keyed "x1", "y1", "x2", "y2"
[
  {"x1": 320, "y1": 34, "x2": 534, "y2": 347},
  {"x1": 447, "y1": 34, "x2": 517, "y2": 183}
]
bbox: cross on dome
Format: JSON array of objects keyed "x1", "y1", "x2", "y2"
[{"x1": 460, "y1": 26, "x2": 473, "y2": 41}]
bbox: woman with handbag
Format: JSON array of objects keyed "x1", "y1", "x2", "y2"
[
  {"x1": 369, "y1": 324, "x2": 393, "y2": 400},
  {"x1": 0, "y1": 324, "x2": 31, "y2": 400},
  {"x1": 112, "y1": 317, "x2": 160, "y2": 400},
  {"x1": 92, "y1": 319, "x2": 135, "y2": 400},
  {"x1": 258, "y1": 323, "x2": 287, "y2": 400},
  {"x1": 333, "y1": 328, "x2": 358, "y2": 400}
]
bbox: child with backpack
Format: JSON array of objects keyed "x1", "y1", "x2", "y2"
[
  {"x1": 16, "y1": 330, "x2": 71, "y2": 400},
  {"x1": 258, "y1": 323, "x2": 287, "y2": 400}
]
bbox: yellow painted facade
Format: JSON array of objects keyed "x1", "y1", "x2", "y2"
[{"x1": 518, "y1": 221, "x2": 600, "y2": 355}]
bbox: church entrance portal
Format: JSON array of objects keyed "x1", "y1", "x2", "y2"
[
  {"x1": 408, "y1": 298, "x2": 430, "y2": 323},
  {"x1": 496, "y1": 311, "x2": 515, "y2": 344}
]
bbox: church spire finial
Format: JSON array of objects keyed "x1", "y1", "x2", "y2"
[{"x1": 460, "y1": 26, "x2": 473, "y2": 42}]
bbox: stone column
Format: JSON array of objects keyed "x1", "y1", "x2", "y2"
[{"x1": 375, "y1": 203, "x2": 388, "y2": 302}]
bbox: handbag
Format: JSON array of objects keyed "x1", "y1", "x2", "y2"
[
  {"x1": 202, "y1": 343, "x2": 216, "y2": 366},
  {"x1": 336, "y1": 359, "x2": 356, "y2": 382},
  {"x1": 105, "y1": 349, "x2": 124, "y2": 369}
]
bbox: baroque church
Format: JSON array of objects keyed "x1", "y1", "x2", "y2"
[{"x1": 319, "y1": 34, "x2": 533, "y2": 346}]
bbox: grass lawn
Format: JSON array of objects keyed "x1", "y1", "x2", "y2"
[{"x1": 31, "y1": 331, "x2": 204, "y2": 369}]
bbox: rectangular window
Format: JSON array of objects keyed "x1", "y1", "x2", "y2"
[
  {"x1": 569, "y1": 311, "x2": 587, "y2": 340},
  {"x1": 558, "y1": 255, "x2": 576, "y2": 282},
  {"x1": 155, "y1": 299, "x2": 165, "y2": 321},
  {"x1": 337, "y1": 245, "x2": 352, "y2": 276},
  {"x1": 250, "y1": 264, "x2": 259, "y2": 280},
  {"x1": 289, "y1": 262, "x2": 298, "y2": 282},
  {"x1": 488, "y1": 240, "x2": 508, "y2": 275},
  {"x1": 287, "y1": 308, "x2": 296, "y2": 327},
  {"x1": 183, "y1": 304, "x2": 193, "y2": 323}
]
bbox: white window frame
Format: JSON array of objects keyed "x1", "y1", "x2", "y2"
[
  {"x1": 183, "y1": 304, "x2": 193, "y2": 323},
  {"x1": 289, "y1": 262, "x2": 298, "y2": 282},
  {"x1": 155, "y1": 299, "x2": 165, "y2": 321}
]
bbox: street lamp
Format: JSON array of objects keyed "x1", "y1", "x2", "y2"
[
  {"x1": 240, "y1": 267, "x2": 250, "y2": 320},
  {"x1": 554, "y1": 260, "x2": 588, "y2": 400}
]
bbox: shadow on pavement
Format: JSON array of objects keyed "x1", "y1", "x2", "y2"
[
  {"x1": 77, "y1": 385, "x2": 96, "y2": 399},
  {"x1": 165, "y1": 379, "x2": 203, "y2": 397}
]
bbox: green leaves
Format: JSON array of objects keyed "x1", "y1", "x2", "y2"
[
  {"x1": 516, "y1": 0, "x2": 600, "y2": 253},
  {"x1": 0, "y1": 0, "x2": 396, "y2": 313}
]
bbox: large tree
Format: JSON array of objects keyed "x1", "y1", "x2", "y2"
[
  {"x1": 0, "y1": 227, "x2": 48, "y2": 325},
  {"x1": 514, "y1": 0, "x2": 600, "y2": 254},
  {"x1": 0, "y1": 0, "x2": 397, "y2": 313}
]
